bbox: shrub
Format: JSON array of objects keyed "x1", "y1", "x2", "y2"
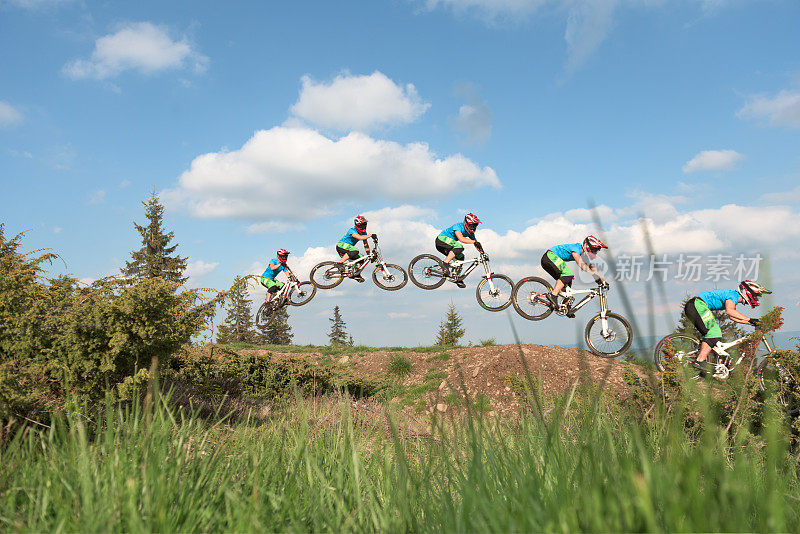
[{"x1": 0, "y1": 226, "x2": 218, "y2": 421}]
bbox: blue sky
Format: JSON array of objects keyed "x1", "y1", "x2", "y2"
[{"x1": 1, "y1": 0, "x2": 799, "y2": 347}]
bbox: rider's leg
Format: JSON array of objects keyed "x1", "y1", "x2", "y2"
[
  {"x1": 685, "y1": 297, "x2": 722, "y2": 363},
  {"x1": 261, "y1": 277, "x2": 281, "y2": 304}
]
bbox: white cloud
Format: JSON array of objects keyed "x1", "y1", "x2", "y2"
[
  {"x1": 421, "y1": 1, "x2": 739, "y2": 74},
  {"x1": 0, "y1": 101, "x2": 24, "y2": 127},
  {"x1": 291, "y1": 71, "x2": 429, "y2": 131},
  {"x1": 760, "y1": 184, "x2": 800, "y2": 205},
  {"x1": 478, "y1": 197, "x2": 800, "y2": 261},
  {"x1": 185, "y1": 260, "x2": 219, "y2": 281},
  {"x1": 737, "y1": 90, "x2": 800, "y2": 128},
  {"x1": 88, "y1": 189, "x2": 106, "y2": 204},
  {"x1": 2, "y1": 0, "x2": 74, "y2": 8},
  {"x1": 450, "y1": 84, "x2": 492, "y2": 145},
  {"x1": 245, "y1": 221, "x2": 299, "y2": 234},
  {"x1": 682, "y1": 149, "x2": 745, "y2": 173},
  {"x1": 563, "y1": 0, "x2": 619, "y2": 75},
  {"x1": 63, "y1": 22, "x2": 208, "y2": 80},
  {"x1": 164, "y1": 126, "x2": 499, "y2": 220},
  {"x1": 53, "y1": 226, "x2": 62, "y2": 234},
  {"x1": 119, "y1": 179, "x2": 131, "y2": 188}
]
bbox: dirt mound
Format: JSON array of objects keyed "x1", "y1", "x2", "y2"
[{"x1": 246, "y1": 343, "x2": 636, "y2": 418}]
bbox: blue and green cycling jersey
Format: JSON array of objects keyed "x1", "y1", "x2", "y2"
[
  {"x1": 261, "y1": 258, "x2": 286, "y2": 281},
  {"x1": 339, "y1": 227, "x2": 361, "y2": 246},
  {"x1": 440, "y1": 222, "x2": 475, "y2": 241},
  {"x1": 697, "y1": 290, "x2": 739, "y2": 311},
  {"x1": 549, "y1": 243, "x2": 582, "y2": 261}
]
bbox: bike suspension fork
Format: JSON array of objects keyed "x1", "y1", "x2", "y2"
[
  {"x1": 599, "y1": 290, "x2": 610, "y2": 335},
  {"x1": 482, "y1": 261, "x2": 497, "y2": 292}
]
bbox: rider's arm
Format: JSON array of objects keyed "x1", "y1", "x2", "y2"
[
  {"x1": 724, "y1": 300, "x2": 751, "y2": 324},
  {"x1": 572, "y1": 252, "x2": 605, "y2": 282},
  {"x1": 351, "y1": 232, "x2": 373, "y2": 252},
  {"x1": 454, "y1": 230, "x2": 477, "y2": 245}
]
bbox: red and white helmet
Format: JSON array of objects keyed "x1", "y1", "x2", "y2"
[
  {"x1": 583, "y1": 235, "x2": 608, "y2": 258},
  {"x1": 464, "y1": 212, "x2": 481, "y2": 232},
  {"x1": 738, "y1": 280, "x2": 771, "y2": 308},
  {"x1": 354, "y1": 215, "x2": 368, "y2": 233},
  {"x1": 277, "y1": 249, "x2": 290, "y2": 263}
]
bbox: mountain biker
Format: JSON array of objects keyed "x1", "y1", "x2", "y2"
[
  {"x1": 684, "y1": 280, "x2": 771, "y2": 369},
  {"x1": 542, "y1": 236, "x2": 608, "y2": 316},
  {"x1": 435, "y1": 213, "x2": 483, "y2": 288},
  {"x1": 260, "y1": 249, "x2": 294, "y2": 304},
  {"x1": 336, "y1": 215, "x2": 375, "y2": 283}
]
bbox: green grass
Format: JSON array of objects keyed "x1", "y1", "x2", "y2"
[
  {"x1": 479, "y1": 338, "x2": 497, "y2": 347},
  {"x1": 1, "y1": 387, "x2": 798, "y2": 532},
  {"x1": 387, "y1": 354, "x2": 413, "y2": 377},
  {"x1": 227, "y1": 343, "x2": 461, "y2": 354}
]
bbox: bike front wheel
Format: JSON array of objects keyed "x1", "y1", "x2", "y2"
[
  {"x1": 408, "y1": 254, "x2": 447, "y2": 290},
  {"x1": 511, "y1": 276, "x2": 554, "y2": 321},
  {"x1": 653, "y1": 334, "x2": 701, "y2": 372},
  {"x1": 584, "y1": 312, "x2": 633, "y2": 358},
  {"x1": 372, "y1": 264, "x2": 408, "y2": 291},
  {"x1": 310, "y1": 261, "x2": 345, "y2": 289},
  {"x1": 289, "y1": 281, "x2": 317, "y2": 306},
  {"x1": 476, "y1": 274, "x2": 513, "y2": 311}
]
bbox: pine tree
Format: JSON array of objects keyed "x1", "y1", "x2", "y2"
[
  {"x1": 328, "y1": 305, "x2": 349, "y2": 346},
  {"x1": 436, "y1": 301, "x2": 465, "y2": 346},
  {"x1": 122, "y1": 191, "x2": 187, "y2": 284},
  {"x1": 256, "y1": 305, "x2": 294, "y2": 345},
  {"x1": 216, "y1": 276, "x2": 255, "y2": 344}
]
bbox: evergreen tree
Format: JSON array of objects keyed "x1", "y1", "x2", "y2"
[
  {"x1": 436, "y1": 301, "x2": 465, "y2": 346},
  {"x1": 328, "y1": 305, "x2": 349, "y2": 346},
  {"x1": 216, "y1": 276, "x2": 255, "y2": 344},
  {"x1": 122, "y1": 191, "x2": 187, "y2": 284},
  {"x1": 256, "y1": 305, "x2": 294, "y2": 345}
]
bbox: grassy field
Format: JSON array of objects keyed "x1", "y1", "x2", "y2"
[{"x1": 2, "y1": 381, "x2": 798, "y2": 533}]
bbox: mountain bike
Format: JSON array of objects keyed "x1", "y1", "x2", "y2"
[
  {"x1": 407, "y1": 249, "x2": 513, "y2": 311},
  {"x1": 511, "y1": 277, "x2": 633, "y2": 357},
  {"x1": 310, "y1": 236, "x2": 408, "y2": 291},
  {"x1": 654, "y1": 331, "x2": 797, "y2": 413},
  {"x1": 255, "y1": 273, "x2": 316, "y2": 328}
]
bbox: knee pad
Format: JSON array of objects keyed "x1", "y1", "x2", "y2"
[
  {"x1": 703, "y1": 337, "x2": 721, "y2": 349},
  {"x1": 561, "y1": 275, "x2": 574, "y2": 287}
]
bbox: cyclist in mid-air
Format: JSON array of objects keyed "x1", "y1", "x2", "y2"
[
  {"x1": 336, "y1": 215, "x2": 375, "y2": 283},
  {"x1": 683, "y1": 280, "x2": 770, "y2": 370},
  {"x1": 541, "y1": 236, "x2": 608, "y2": 316},
  {"x1": 260, "y1": 248, "x2": 294, "y2": 304},
  {"x1": 435, "y1": 212, "x2": 483, "y2": 288}
]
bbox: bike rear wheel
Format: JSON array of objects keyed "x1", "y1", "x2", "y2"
[
  {"x1": 584, "y1": 312, "x2": 633, "y2": 358},
  {"x1": 289, "y1": 281, "x2": 317, "y2": 305},
  {"x1": 310, "y1": 261, "x2": 345, "y2": 289},
  {"x1": 372, "y1": 264, "x2": 408, "y2": 291},
  {"x1": 476, "y1": 274, "x2": 513, "y2": 311},
  {"x1": 255, "y1": 301, "x2": 275, "y2": 328},
  {"x1": 653, "y1": 334, "x2": 701, "y2": 372},
  {"x1": 511, "y1": 276, "x2": 554, "y2": 321},
  {"x1": 408, "y1": 254, "x2": 447, "y2": 290}
]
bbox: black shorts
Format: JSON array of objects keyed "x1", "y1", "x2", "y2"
[
  {"x1": 336, "y1": 245, "x2": 361, "y2": 260},
  {"x1": 684, "y1": 297, "x2": 721, "y2": 347},
  {"x1": 540, "y1": 252, "x2": 574, "y2": 287},
  {"x1": 435, "y1": 236, "x2": 465, "y2": 260}
]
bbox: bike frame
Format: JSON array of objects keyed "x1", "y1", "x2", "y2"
[
  {"x1": 270, "y1": 273, "x2": 300, "y2": 305},
  {"x1": 670, "y1": 333, "x2": 776, "y2": 373},
  {"x1": 449, "y1": 254, "x2": 500, "y2": 294},
  {"x1": 339, "y1": 237, "x2": 390, "y2": 276},
  {"x1": 558, "y1": 284, "x2": 611, "y2": 336}
]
